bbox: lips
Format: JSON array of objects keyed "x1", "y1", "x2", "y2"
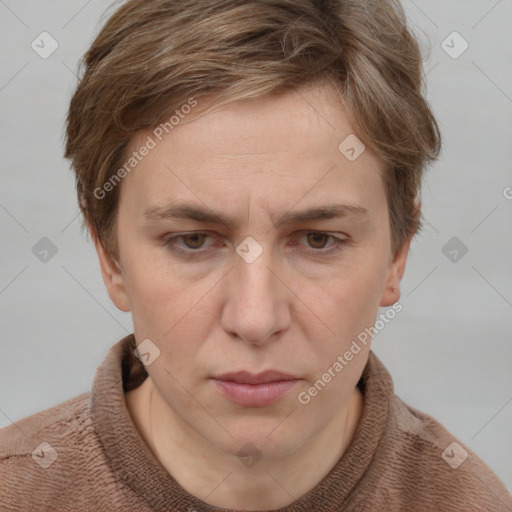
[
  {"x1": 213, "y1": 370, "x2": 298, "y2": 385},
  {"x1": 211, "y1": 370, "x2": 301, "y2": 407}
]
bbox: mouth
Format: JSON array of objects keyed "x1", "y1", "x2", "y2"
[{"x1": 211, "y1": 370, "x2": 301, "y2": 407}]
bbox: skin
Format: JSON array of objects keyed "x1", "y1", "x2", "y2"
[{"x1": 93, "y1": 81, "x2": 411, "y2": 510}]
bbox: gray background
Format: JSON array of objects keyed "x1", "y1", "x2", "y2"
[{"x1": 0, "y1": 0, "x2": 511, "y2": 490}]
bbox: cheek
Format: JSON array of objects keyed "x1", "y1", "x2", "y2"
[
  {"x1": 118, "y1": 243, "x2": 181, "y2": 337},
  {"x1": 323, "y1": 251, "x2": 388, "y2": 325},
  {"x1": 122, "y1": 254, "x2": 216, "y2": 364},
  {"x1": 308, "y1": 252, "x2": 388, "y2": 370}
]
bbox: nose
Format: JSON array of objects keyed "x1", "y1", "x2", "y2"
[{"x1": 221, "y1": 240, "x2": 290, "y2": 346}]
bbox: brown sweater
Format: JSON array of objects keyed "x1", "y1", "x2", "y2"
[{"x1": 1, "y1": 334, "x2": 511, "y2": 511}]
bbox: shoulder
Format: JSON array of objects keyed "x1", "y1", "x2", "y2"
[
  {"x1": 0, "y1": 393, "x2": 115, "y2": 510},
  {"x1": 0, "y1": 393, "x2": 90, "y2": 461},
  {"x1": 0, "y1": 392, "x2": 90, "y2": 456},
  {"x1": 355, "y1": 395, "x2": 512, "y2": 511}
]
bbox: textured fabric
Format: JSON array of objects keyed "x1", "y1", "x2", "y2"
[{"x1": 1, "y1": 334, "x2": 510, "y2": 511}]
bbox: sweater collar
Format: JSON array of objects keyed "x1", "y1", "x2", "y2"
[{"x1": 91, "y1": 334, "x2": 394, "y2": 511}]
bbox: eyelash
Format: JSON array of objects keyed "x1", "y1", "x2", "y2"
[{"x1": 162, "y1": 231, "x2": 347, "y2": 258}]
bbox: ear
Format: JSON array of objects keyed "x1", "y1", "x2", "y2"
[
  {"x1": 379, "y1": 237, "x2": 411, "y2": 307},
  {"x1": 91, "y1": 232, "x2": 131, "y2": 312}
]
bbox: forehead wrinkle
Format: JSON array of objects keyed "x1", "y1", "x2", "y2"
[{"x1": 142, "y1": 201, "x2": 369, "y2": 233}]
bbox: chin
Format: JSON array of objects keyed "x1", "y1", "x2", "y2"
[{"x1": 213, "y1": 418, "x2": 305, "y2": 460}]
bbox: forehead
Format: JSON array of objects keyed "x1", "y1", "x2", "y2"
[{"x1": 119, "y1": 82, "x2": 387, "y2": 218}]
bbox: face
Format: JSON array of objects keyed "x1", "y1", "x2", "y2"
[{"x1": 95, "y1": 81, "x2": 409, "y2": 459}]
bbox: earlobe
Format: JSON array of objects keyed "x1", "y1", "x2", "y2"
[
  {"x1": 379, "y1": 238, "x2": 411, "y2": 307},
  {"x1": 92, "y1": 234, "x2": 131, "y2": 312}
]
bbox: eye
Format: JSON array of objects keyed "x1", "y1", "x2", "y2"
[
  {"x1": 162, "y1": 231, "x2": 347, "y2": 258},
  {"x1": 304, "y1": 232, "x2": 333, "y2": 249},
  {"x1": 176, "y1": 232, "x2": 208, "y2": 249},
  {"x1": 163, "y1": 232, "x2": 212, "y2": 256},
  {"x1": 296, "y1": 231, "x2": 347, "y2": 255}
]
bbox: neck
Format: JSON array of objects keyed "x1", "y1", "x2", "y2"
[{"x1": 126, "y1": 377, "x2": 363, "y2": 510}]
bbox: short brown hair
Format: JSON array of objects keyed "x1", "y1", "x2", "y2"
[{"x1": 64, "y1": 0, "x2": 441, "y2": 259}]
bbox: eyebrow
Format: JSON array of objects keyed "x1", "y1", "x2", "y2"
[{"x1": 142, "y1": 202, "x2": 368, "y2": 230}]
